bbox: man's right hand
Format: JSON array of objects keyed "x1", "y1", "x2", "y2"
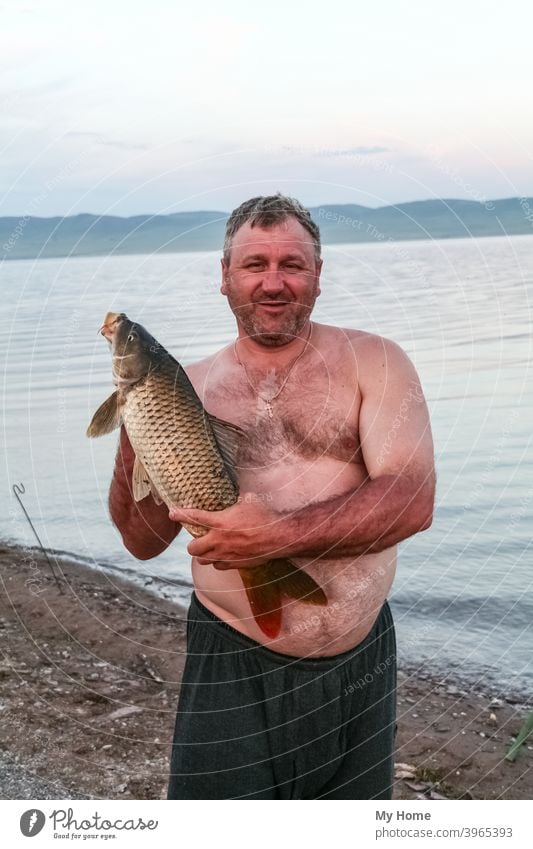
[{"x1": 109, "y1": 426, "x2": 180, "y2": 560}]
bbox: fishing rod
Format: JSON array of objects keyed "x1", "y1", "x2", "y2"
[{"x1": 12, "y1": 482, "x2": 66, "y2": 594}]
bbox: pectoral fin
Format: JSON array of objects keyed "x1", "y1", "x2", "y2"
[{"x1": 86, "y1": 392, "x2": 122, "y2": 437}]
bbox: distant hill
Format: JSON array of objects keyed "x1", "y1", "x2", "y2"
[{"x1": 2, "y1": 198, "x2": 532, "y2": 261}]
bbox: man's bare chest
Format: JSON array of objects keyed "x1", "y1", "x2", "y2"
[{"x1": 200, "y1": 368, "x2": 364, "y2": 468}]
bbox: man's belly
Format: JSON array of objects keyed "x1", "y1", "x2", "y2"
[
  {"x1": 193, "y1": 550, "x2": 396, "y2": 656},
  {"x1": 190, "y1": 455, "x2": 397, "y2": 657}
]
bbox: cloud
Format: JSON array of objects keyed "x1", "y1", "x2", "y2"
[
  {"x1": 65, "y1": 131, "x2": 102, "y2": 141},
  {"x1": 318, "y1": 146, "x2": 392, "y2": 158},
  {"x1": 65, "y1": 131, "x2": 149, "y2": 151},
  {"x1": 99, "y1": 139, "x2": 150, "y2": 152}
]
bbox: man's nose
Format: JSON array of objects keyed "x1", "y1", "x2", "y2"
[{"x1": 260, "y1": 269, "x2": 285, "y2": 294}]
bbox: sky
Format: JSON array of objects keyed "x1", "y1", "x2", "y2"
[{"x1": 1, "y1": 0, "x2": 532, "y2": 217}]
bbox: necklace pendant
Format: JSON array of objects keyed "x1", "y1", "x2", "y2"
[{"x1": 265, "y1": 400, "x2": 274, "y2": 419}]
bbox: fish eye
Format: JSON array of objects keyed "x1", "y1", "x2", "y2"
[{"x1": 127, "y1": 332, "x2": 137, "y2": 342}]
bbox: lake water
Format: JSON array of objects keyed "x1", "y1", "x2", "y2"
[{"x1": 1, "y1": 235, "x2": 532, "y2": 696}]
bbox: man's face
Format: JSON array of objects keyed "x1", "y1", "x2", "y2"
[{"x1": 221, "y1": 216, "x2": 322, "y2": 346}]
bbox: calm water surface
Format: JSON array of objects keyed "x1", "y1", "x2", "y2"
[{"x1": 1, "y1": 235, "x2": 532, "y2": 694}]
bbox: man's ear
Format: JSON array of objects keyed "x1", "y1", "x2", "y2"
[
  {"x1": 220, "y1": 257, "x2": 230, "y2": 295},
  {"x1": 315, "y1": 257, "x2": 323, "y2": 297}
]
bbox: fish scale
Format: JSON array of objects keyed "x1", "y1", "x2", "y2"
[{"x1": 123, "y1": 358, "x2": 237, "y2": 515}]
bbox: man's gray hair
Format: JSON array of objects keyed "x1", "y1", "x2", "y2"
[{"x1": 223, "y1": 193, "x2": 321, "y2": 264}]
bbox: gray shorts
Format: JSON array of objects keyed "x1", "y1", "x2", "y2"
[{"x1": 167, "y1": 591, "x2": 397, "y2": 799}]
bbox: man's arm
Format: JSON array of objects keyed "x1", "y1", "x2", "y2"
[
  {"x1": 172, "y1": 335, "x2": 435, "y2": 567},
  {"x1": 110, "y1": 426, "x2": 181, "y2": 560},
  {"x1": 280, "y1": 336, "x2": 435, "y2": 558}
]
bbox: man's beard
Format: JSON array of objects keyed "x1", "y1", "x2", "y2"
[{"x1": 228, "y1": 294, "x2": 317, "y2": 347}]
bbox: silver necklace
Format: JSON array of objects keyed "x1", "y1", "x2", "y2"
[{"x1": 233, "y1": 323, "x2": 313, "y2": 419}]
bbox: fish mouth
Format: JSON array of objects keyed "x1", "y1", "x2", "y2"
[{"x1": 99, "y1": 312, "x2": 126, "y2": 340}]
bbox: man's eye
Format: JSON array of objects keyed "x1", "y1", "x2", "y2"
[
  {"x1": 285, "y1": 264, "x2": 302, "y2": 271},
  {"x1": 246, "y1": 263, "x2": 262, "y2": 269}
]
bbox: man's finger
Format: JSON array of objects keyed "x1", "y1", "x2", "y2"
[
  {"x1": 187, "y1": 537, "x2": 213, "y2": 557},
  {"x1": 194, "y1": 557, "x2": 236, "y2": 568},
  {"x1": 169, "y1": 506, "x2": 214, "y2": 525}
]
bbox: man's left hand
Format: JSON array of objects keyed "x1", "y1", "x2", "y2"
[{"x1": 168, "y1": 498, "x2": 290, "y2": 569}]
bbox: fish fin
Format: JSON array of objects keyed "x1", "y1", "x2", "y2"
[
  {"x1": 86, "y1": 392, "x2": 122, "y2": 437},
  {"x1": 132, "y1": 456, "x2": 164, "y2": 505},
  {"x1": 182, "y1": 522, "x2": 206, "y2": 538},
  {"x1": 132, "y1": 456, "x2": 151, "y2": 502},
  {"x1": 206, "y1": 412, "x2": 245, "y2": 472},
  {"x1": 239, "y1": 566, "x2": 282, "y2": 638},
  {"x1": 150, "y1": 485, "x2": 163, "y2": 505},
  {"x1": 268, "y1": 559, "x2": 328, "y2": 606}
]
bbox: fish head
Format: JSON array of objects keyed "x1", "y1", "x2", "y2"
[{"x1": 99, "y1": 312, "x2": 162, "y2": 385}]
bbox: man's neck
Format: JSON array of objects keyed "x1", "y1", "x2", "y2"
[{"x1": 234, "y1": 321, "x2": 313, "y2": 369}]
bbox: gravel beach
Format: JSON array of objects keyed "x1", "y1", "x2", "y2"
[{"x1": 0, "y1": 542, "x2": 531, "y2": 800}]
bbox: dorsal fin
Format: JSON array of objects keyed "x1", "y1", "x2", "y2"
[{"x1": 206, "y1": 412, "x2": 245, "y2": 472}]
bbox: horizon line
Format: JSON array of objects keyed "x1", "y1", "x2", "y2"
[{"x1": 1, "y1": 194, "x2": 532, "y2": 221}]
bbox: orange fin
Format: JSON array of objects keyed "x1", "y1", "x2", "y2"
[
  {"x1": 269, "y1": 559, "x2": 328, "y2": 606},
  {"x1": 239, "y1": 566, "x2": 282, "y2": 638}
]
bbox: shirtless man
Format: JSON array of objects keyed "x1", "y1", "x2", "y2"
[{"x1": 109, "y1": 194, "x2": 435, "y2": 800}]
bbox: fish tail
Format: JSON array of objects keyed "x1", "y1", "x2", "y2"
[
  {"x1": 239, "y1": 566, "x2": 282, "y2": 638},
  {"x1": 269, "y1": 558, "x2": 328, "y2": 607},
  {"x1": 239, "y1": 560, "x2": 327, "y2": 638}
]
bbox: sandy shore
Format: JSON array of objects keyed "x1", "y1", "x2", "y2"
[{"x1": 0, "y1": 541, "x2": 531, "y2": 800}]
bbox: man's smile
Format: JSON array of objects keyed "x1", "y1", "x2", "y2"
[{"x1": 255, "y1": 301, "x2": 290, "y2": 312}]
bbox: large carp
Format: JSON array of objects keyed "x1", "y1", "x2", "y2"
[{"x1": 87, "y1": 312, "x2": 327, "y2": 637}]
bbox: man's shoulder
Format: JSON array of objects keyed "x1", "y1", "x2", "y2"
[
  {"x1": 184, "y1": 346, "x2": 232, "y2": 385},
  {"x1": 317, "y1": 324, "x2": 416, "y2": 398},
  {"x1": 317, "y1": 322, "x2": 406, "y2": 358}
]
